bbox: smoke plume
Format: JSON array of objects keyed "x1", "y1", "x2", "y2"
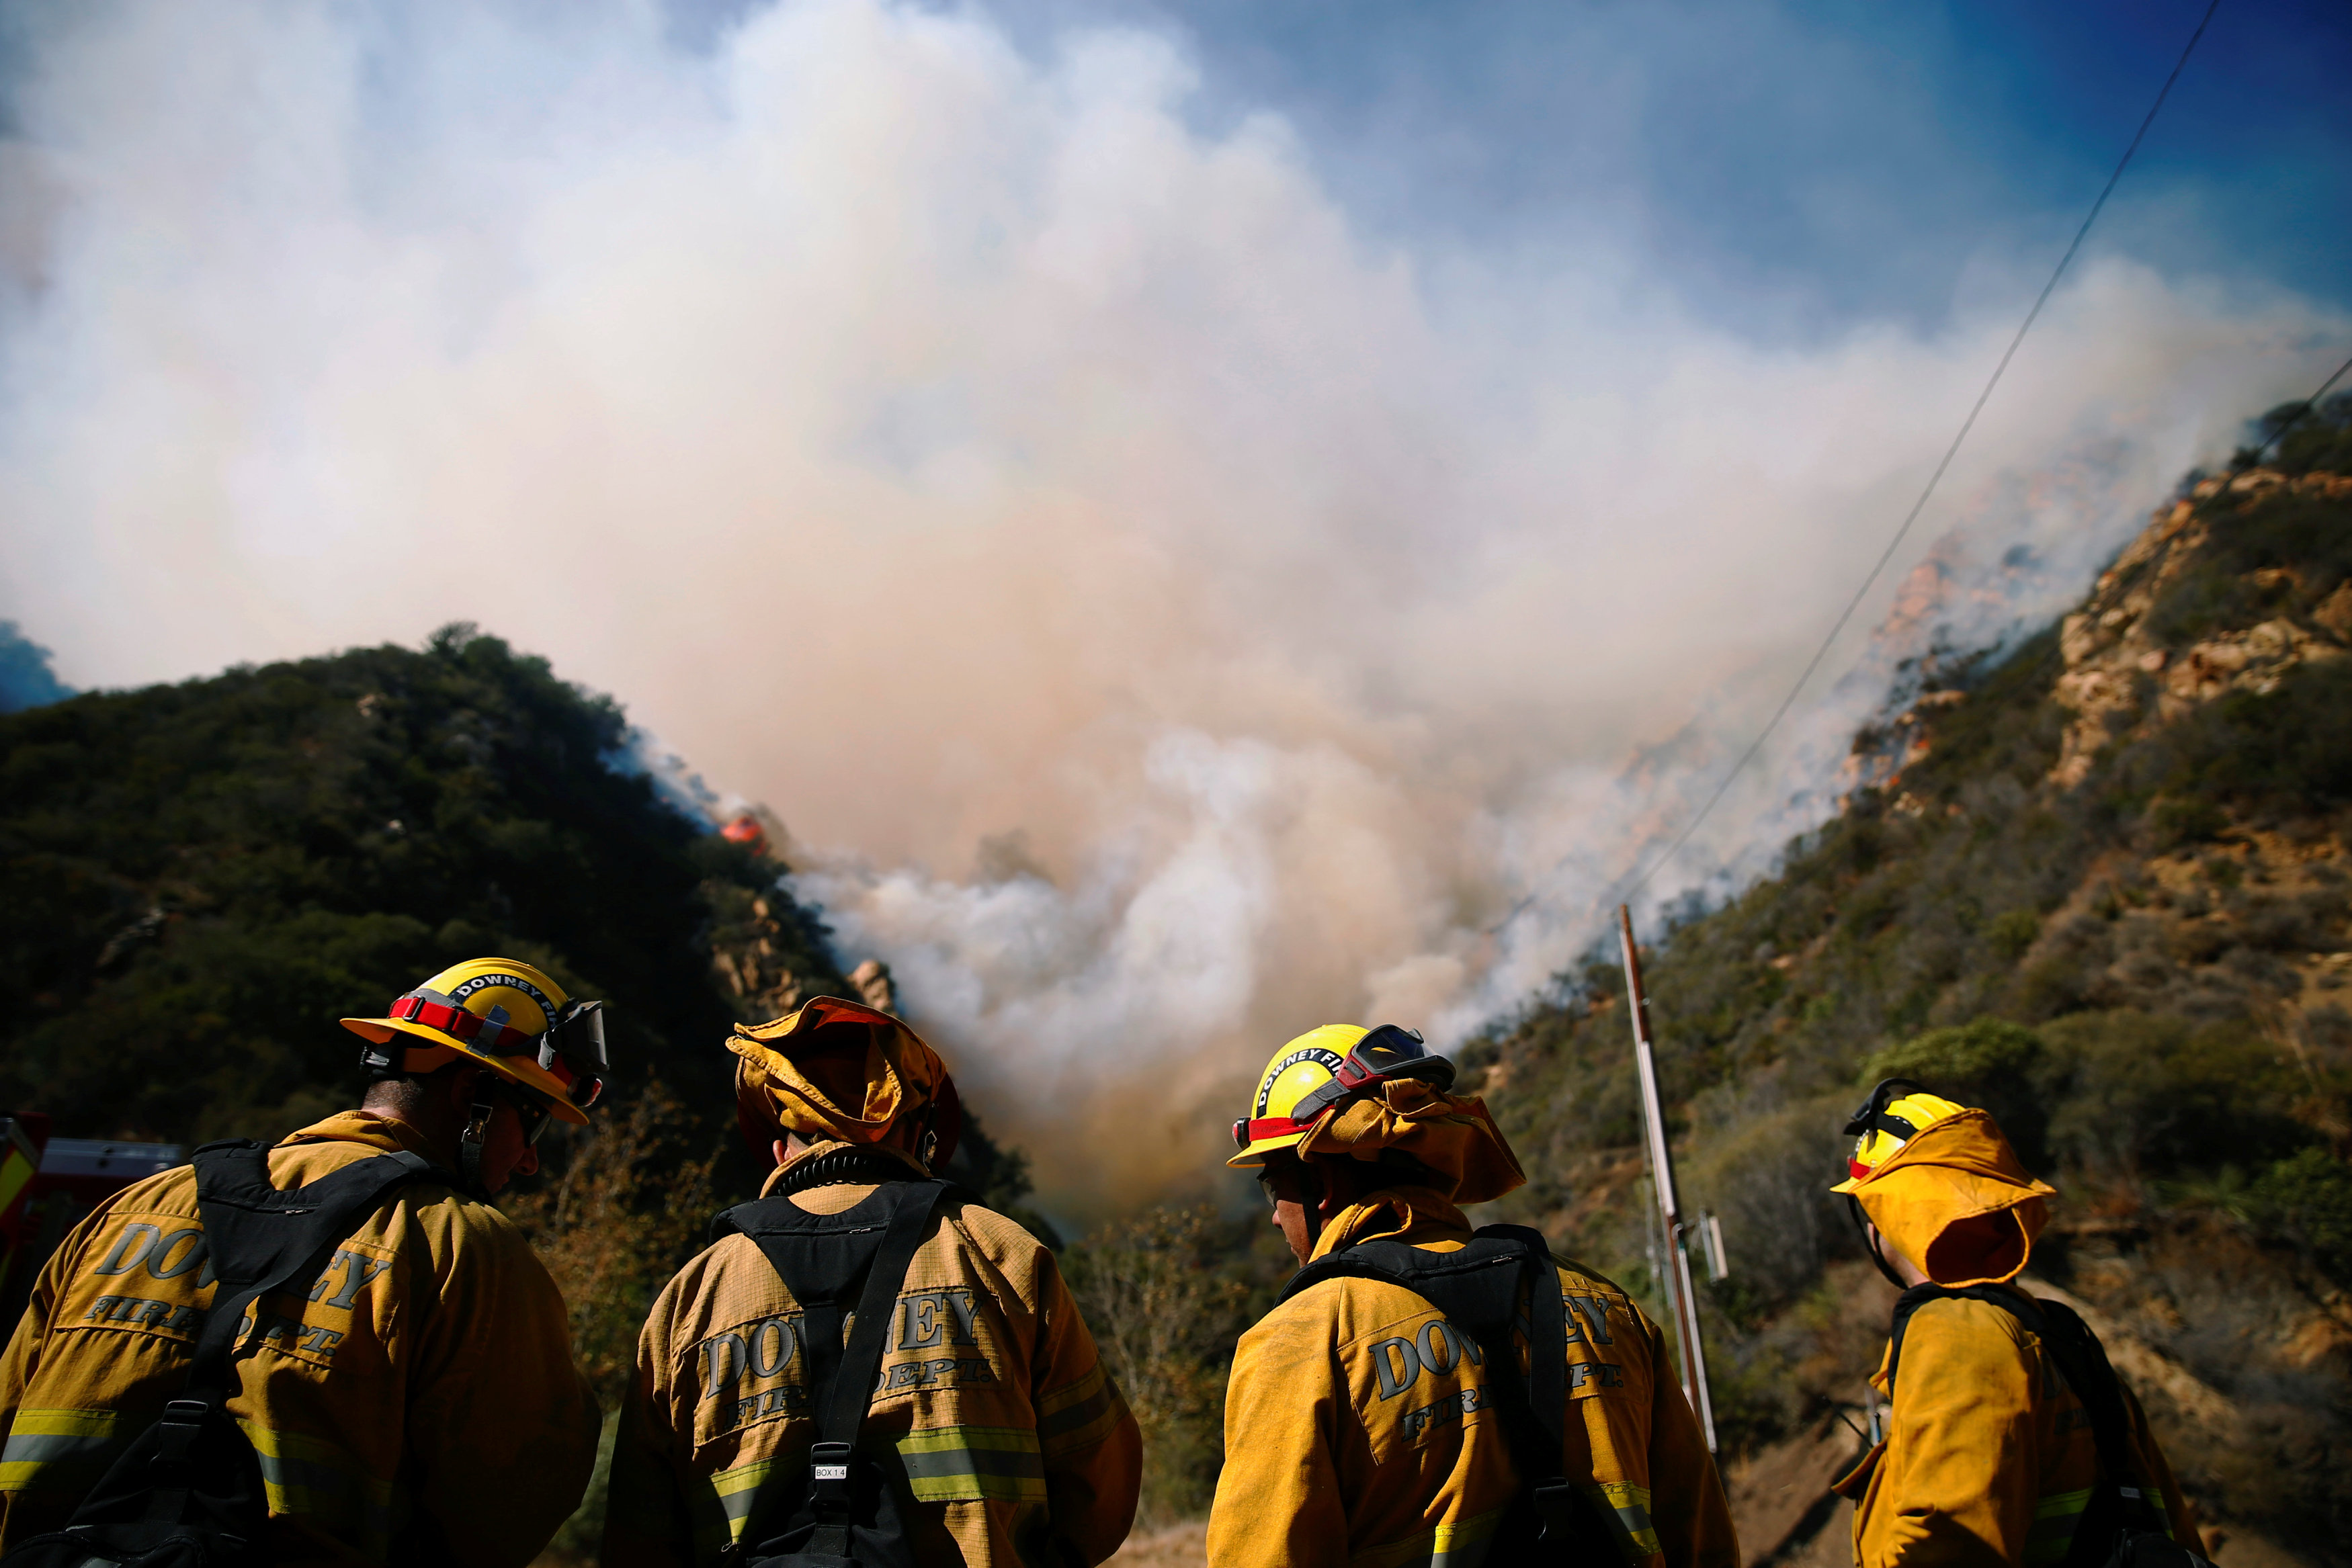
[{"x1": 1, "y1": 0, "x2": 2340, "y2": 1217}]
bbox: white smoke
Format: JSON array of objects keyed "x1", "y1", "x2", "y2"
[{"x1": 0, "y1": 0, "x2": 2340, "y2": 1216}]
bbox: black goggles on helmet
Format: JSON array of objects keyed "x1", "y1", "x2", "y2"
[
  {"x1": 1840, "y1": 1075, "x2": 1935, "y2": 1181},
  {"x1": 536, "y1": 999, "x2": 608, "y2": 1111},
  {"x1": 1231, "y1": 1024, "x2": 1458, "y2": 1150},
  {"x1": 1841, "y1": 1076, "x2": 1934, "y2": 1140}
]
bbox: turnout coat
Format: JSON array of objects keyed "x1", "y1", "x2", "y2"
[
  {"x1": 601, "y1": 1145, "x2": 1142, "y2": 1568},
  {"x1": 1834, "y1": 1292, "x2": 2200, "y2": 1568},
  {"x1": 1832, "y1": 1106, "x2": 2202, "y2": 1568},
  {"x1": 1206, "y1": 1185, "x2": 1738, "y2": 1568},
  {"x1": 0, "y1": 1112, "x2": 597, "y2": 1567}
]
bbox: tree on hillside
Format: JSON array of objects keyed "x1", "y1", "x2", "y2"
[{"x1": 0, "y1": 623, "x2": 843, "y2": 1143}]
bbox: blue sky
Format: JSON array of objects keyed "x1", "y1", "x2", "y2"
[{"x1": 952, "y1": 0, "x2": 2351, "y2": 341}]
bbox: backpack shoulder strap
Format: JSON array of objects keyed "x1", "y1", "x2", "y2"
[
  {"x1": 1280, "y1": 1232, "x2": 1529, "y2": 1322},
  {"x1": 1882, "y1": 1282, "x2": 1962, "y2": 1395},
  {"x1": 1469, "y1": 1226, "x2": 1566, "y2": 1455},
  {"x1": 709, "y1": 1194, "x2": 811, "y2": 1246},
  {"x1": 2026, "y1": 1299, "x2": 2168, "y2": 1535},
  {"x1": 1887, "y1": 1282, "x2": 2078, "y2": 1401},
  {"x1": 139, "y1": 1141, "x2": 450, "y2": 1525},
  {"x1": 183, "y1": 1141, "x2": 451, "y2": 1397},
  {"x1": 1283, "y1": 1225, "x2": 1605, "y2": 1561},
  {"x1": 806, "y1": 1182, "x2": 954, "y2": 1553},
  {"x1": 1885, "y1": 1282, "x2": 2059, "y2": 1398},
  {"x1": 717, "y1": 1179, "x2": 961, "y2": 1559},
  {"x1": 1472, "y1": 1224, "x2": 1602, "y2": 1555}
]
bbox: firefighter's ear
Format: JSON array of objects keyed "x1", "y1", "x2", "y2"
[
  {"x1": 439, "y1": 1061, "x2": 483, "y2": 1114},
  {"x1": 1312, "y1": 1159, "x2": 1343, "y2": 1222}
]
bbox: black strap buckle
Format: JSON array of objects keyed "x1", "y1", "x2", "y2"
[
  {"x1": 808, "y1": 1440, "x2": 853, "y2": 1508},
  {"x1": 1530, "y1": 1478, "x2": 1583, "y2": 1538}
]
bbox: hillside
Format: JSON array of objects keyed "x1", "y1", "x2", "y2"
[
  {"x1": 0, "y1": 622, "x2": 852, "y2": 1139},
  {"x1": 1461, "y1": 400, "x2": 2352, "y2": 1563}
]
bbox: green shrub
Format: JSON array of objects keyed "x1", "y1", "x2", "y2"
[
  {"x1": 1985, "y1": 909, "x2": 2042, "y2": 961},
  {"x1": 1863, "y1": 1017, "x2": 2049, "y2": 1169},
  {"x1": 2040, "y1": 1010, "x2": 2308, "y2": 1179},
  {"x1": 1680, "y1": 1096, "x2": 1854, "y2": 1311},
  {"x1": 2150, "y1": 657, "x2": 2352, "y2": 820},
  {"x1": 0, "y1": 625, "x2": 848, "y2": 1139},
  {"x1": 2250, "y1": 1147, "x2": 2352, "y2": 1284}
]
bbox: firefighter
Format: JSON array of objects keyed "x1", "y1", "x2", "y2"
[
  {"x1": 1208, "y1": 1024, "x2": 1738, "y2": 1568},
  {"x1": 0, "y1": 957, "x2": 605, "y2": 1565},
  {"x1": 601, "y1": 994, "x2": 1141, "y2": 1567},
  {"x1": 1830, "y1": 1082, "x2": 2203, "y2": 1568}
]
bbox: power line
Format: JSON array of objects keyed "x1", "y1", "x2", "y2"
[
  {"x1": 2246, "y1": 349, "x2": 2352, "y2": 462},
  {"x1": 1498, "y1": 0, "x2": 2224, "y2": 938}
]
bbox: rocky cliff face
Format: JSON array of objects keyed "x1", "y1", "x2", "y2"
[
  {"x1": 706, "y1": 902, "x2": 895, "y2": 1022},
  {"x1": 2051, "y1": 470, "x2": 2352, "y2": 789}
]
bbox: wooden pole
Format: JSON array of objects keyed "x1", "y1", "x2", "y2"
[{"x1": 1617, "y1": 904, "x2": 1718, "y2": 1452}]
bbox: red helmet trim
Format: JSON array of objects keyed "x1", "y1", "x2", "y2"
[
  {"x1": 390, "y1": 993, "x2": 536, "y2": 1055},
  {"x1": 388, "y1": 992, "x2": 599, "y2": 1109}
]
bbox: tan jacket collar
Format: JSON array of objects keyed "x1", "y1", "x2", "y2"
[
  {"x1": 1308, "y1": 1182, "x2": 1474, "y2": 1262},
  {"x1": 278, "y1": 1109, "x2": 444, "y2": 1161}
]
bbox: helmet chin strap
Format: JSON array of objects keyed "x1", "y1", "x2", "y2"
[
  {"x1": 1847, "y1": 1194, "x2": 1909, "y2": 1289},
  {"x1": 460, "y1": 1098, "x2": 497, "y2": 1201}
]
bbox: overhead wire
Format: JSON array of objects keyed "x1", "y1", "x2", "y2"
[
  {"x1": 2244, "y1": 349, "x2": 2352, "y2": 462},
  {"x1": 1495, "y1": 0, "x2": 2226, "y2": 939}
]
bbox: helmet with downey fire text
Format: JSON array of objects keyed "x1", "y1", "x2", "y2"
[
  {"x1": 342, "y1": 957, "x2": 607, "y2": 1126},
  {"x1": 1227, "y1": 1023, "x2": 1456, "y2": 1168}
]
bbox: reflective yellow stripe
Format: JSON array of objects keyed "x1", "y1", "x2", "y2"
[
  {"x1": 1036, "y1": 1362, "x2": 1124, "y2": 1456},
  {"x1": 1587, "y1": 1481, "x2": 1661, "y2": 1561},
  {"x1": 0, "y1": 1407, "x2": 130, "y2": 1493},
  {"x1": 2025, "y1": 1487, "x2": 2093, "y2": 1565},
  {"x1": 2, "y1": 1409, "x2": 398, "y2": 1562},
  {"x1": 897, "y1": 1425, "x2": 1046, "y2": 1504},
  {"x1": 691, "y1": 1454, "x2": 786, "y2": 1553},
  {"x1": 1351, "y1": 1504, "x2": 1509, "y2": 1568},
  {"x1": 237, "y1": 1421, "x2": 399, "y2": 1562}
]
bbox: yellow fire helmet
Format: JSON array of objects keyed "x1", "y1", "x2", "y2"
[
  {"x1": 341, "y1": 957, "x2": 607, "y2": 1125},
  {"x1": 1835, "y1": 1082, "x2": 1968, "y2": 1185},
  {"x1": 1834, "y1": 1078, "x2": 2057, "y2": 1287},
  {"x1": 1229, "y1": 1023, "x2": 1457, "y2": 1166}
]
